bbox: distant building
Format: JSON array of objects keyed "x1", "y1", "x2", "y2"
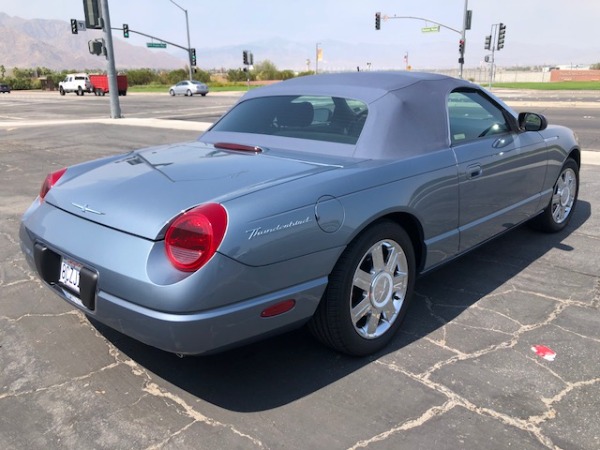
[{"x1": 544, "y1": 64, "x2": 591, "y2": 72}]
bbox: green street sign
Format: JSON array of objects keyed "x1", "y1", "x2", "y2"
[
  {"x1": 147, "y1": 42, "x2": 167, "y2": 48},
  {"x1": 421, "y1": 26, "x2": 440, "y2": 33}
]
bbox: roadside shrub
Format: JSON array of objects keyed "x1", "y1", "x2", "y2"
[
  {"x1": 227, "y1": 69, "x2": 256, "y2": 82},
  {"x1": 4, "y1": 77, "x2": 32, "y2": 90},
  {"x1": 126, "y1": 68, "x2": 156, "y2": 86}
]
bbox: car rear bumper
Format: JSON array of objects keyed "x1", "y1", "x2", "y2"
[
  {"x1": 23, "y1": 233, "x2": 326, "y2": 355},
  {"x1": 86, "y1": 277, "x2": 324, "y2": 355},
  {"x1": 20, "y1": 202, "x2": 328, "y2": 355}
]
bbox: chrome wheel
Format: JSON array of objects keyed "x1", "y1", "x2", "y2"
[
  {"x1": 350, "y1": 239, "x2": 408, "y2": 339},
  {"x1": 308, "y1": 221, "x2": 415, "y2": 356},
  {"x1": 529, "y1": 157, "x2": 579, "y2": 233},
  {"x1": 551, "y1": 167, "x2": 577, "y2": 224}
]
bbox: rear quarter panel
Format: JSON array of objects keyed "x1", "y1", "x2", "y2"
[{"x1": 219, "y1": 148, "x2": 460, "y2": 271}]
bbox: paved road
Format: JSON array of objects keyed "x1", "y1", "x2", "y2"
[
  {"x1": 1, "y1": 91, "x2": 599, "y2": 449},
  {"x1": 1, "y1": 89, "x2": 599, "y2": 151},
  {"x1": 494, "y1": 88, "x2": 600, "y2": 151},
  {"x1": 0, "y1": 90, "x2": 241, "y2": 124}
]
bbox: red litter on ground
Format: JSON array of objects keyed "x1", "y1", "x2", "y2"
[{"x1": 531, "y1": 345, "x2": 556, "y2": 361}]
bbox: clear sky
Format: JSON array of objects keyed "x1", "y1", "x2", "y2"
[{"x1": 1, "y1": 0, "x2": 598, "y2": 69}]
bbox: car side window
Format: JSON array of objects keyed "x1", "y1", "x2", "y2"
[{"x1": 448, "y1": 90, "x2": 510, "y2": 144}]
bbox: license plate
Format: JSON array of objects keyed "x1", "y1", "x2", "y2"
[{"x1": 59, "y1": 257, "x2": 82, "y2": 295}]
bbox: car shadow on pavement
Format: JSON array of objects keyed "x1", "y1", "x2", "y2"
[{"x1": 92, "y1": 200, "x2": 591, "y2": 412}]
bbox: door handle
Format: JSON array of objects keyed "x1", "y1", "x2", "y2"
[{"x1": 492, "y1": 135, "x2": 514, "y2": 149}]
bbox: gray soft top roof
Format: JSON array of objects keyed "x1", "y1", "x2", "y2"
[
  {"x1": 243, "y1": 71, "x2": 473, "y2": 104},
  {"x1": 208, "y1": 72, "x2": 513, "y2": 160}
]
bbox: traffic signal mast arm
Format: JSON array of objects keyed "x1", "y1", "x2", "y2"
[
  {"x1": 112, "y1": 26, "x2": 190, "y2": 52},
  {"x1": 378, "y1": 15, "x2": 462, "y2": 34},
  {"x1": 375, "y1": 5, "x2": 470, "y2": 79}
]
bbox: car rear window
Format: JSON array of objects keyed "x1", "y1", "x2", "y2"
[{"x1": 211, "y1": 95, "x2": 368, "y2": 145}]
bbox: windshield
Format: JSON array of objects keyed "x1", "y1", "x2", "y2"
[{"x1": 210, "y1": 95, "x2": 368, "y2": 145}]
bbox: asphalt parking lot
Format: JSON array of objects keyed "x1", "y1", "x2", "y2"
[{"x1": 1, "y1": 92, "x2": 599, "y2": 449}]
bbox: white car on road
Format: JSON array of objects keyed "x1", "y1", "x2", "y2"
[{"x1": 169, "y1": 80, "x2": 209, "y2": 97}]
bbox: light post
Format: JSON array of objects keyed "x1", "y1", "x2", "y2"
[{"x1": 169, "y1": 0, "x2": 193, "y2": 81}]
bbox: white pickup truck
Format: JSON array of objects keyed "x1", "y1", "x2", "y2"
[{"x1": 58, "y1": 73, "x2": 93, "y2": 96}]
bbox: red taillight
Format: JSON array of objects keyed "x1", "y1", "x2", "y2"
[
  {"x1": 165, "y1": 203, "x2": 228, "y2": 272},
  {"x1": 39, "y1": 168, "x2": 67, "y2": 201}
]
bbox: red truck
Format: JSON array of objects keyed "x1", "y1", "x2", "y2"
[{"x1": 89, "y1": 74, "x2": 128, "y2": 96}]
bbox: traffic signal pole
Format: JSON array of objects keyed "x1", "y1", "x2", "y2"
[
  {"x1": 485, "y1": 23, "x2": 506, "y2": 88},
  {"x1": 488, "y1": 24, "x2": 497, "y2": 88},
  {"x1": 100, "y1": 0, "x2": 122, "y2": 118},
  {"x1": 459, "y1": 0, "x2": 468, "y2": 79}
]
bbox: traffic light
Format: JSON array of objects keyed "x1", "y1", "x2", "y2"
[
  {"x1": 458, "y1": 39, "x2": 465, "y2": 55},
  {"x1": 248, "y1": 52, "x2": 254, "y2": 65},
  {"x1": 484, "y1": 35, "x2": 491, "y2": 50},
  {"x1": 71, "y1": 19, "x2": 78, "y2": 34},
  {"x1": 190, "y1": 48, "x2": 197, "y2": 66},
  {"x1": 497, "y1": 23, "x2": 506, "y2": 50},
  {"x1": 123, "y1": 24, "x2": 129, "y2": 38},
  {"x1": 375, "y1": 12, "x2": 381, "y2": 30},
  {"x1": 243, "y1": 50, "x2": 249, "y2": 65}
]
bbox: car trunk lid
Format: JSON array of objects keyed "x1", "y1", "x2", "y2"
[{"x1": 46, "y1": 141, "x2": 347, "y2": 240}]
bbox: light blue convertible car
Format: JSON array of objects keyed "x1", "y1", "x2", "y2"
[{"x1": 20, "y1": 72, "x2": 580, "y2": 356}]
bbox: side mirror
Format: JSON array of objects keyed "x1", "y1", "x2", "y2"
[{"x1": 518, "y1": 112, "x2": 548, "y2": 132}]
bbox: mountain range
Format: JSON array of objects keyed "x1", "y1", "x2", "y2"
[
  {"x1": 0, "y1": 12, "x2": 407, "y2": 72},
  {"x1": 0, "y1": 13, "x2": 184, "y2": 71},
  {"x1": 1, "y1": 13, "x2": 597, "y2": 73}
]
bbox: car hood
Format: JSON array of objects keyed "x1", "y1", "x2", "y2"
[{"x1": 46, "y1": 141, "x2": 350, "y2": 240}]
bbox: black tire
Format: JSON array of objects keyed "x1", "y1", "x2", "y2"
[
  {"x1": 59, "y1": 87, "x2": 65, "y2": 96},
  {"x1": 78, "y1": 86, "x2": 84, "y2": 96},
  {"x1": 169, "y1": 89, "x2": 175, "y2": 96},
  {"x1": 530, "y1": 157, "x2": 579, "y2": 233},
  {"x1": 186, "y1": 89, "x2": 193, "y2": 97},
  {"x1": 201, "y1": 93, "x2": 207, "y2": 97},
  {"x1": 308, "y1": 221, "x2": 416, "y2": 356}
]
